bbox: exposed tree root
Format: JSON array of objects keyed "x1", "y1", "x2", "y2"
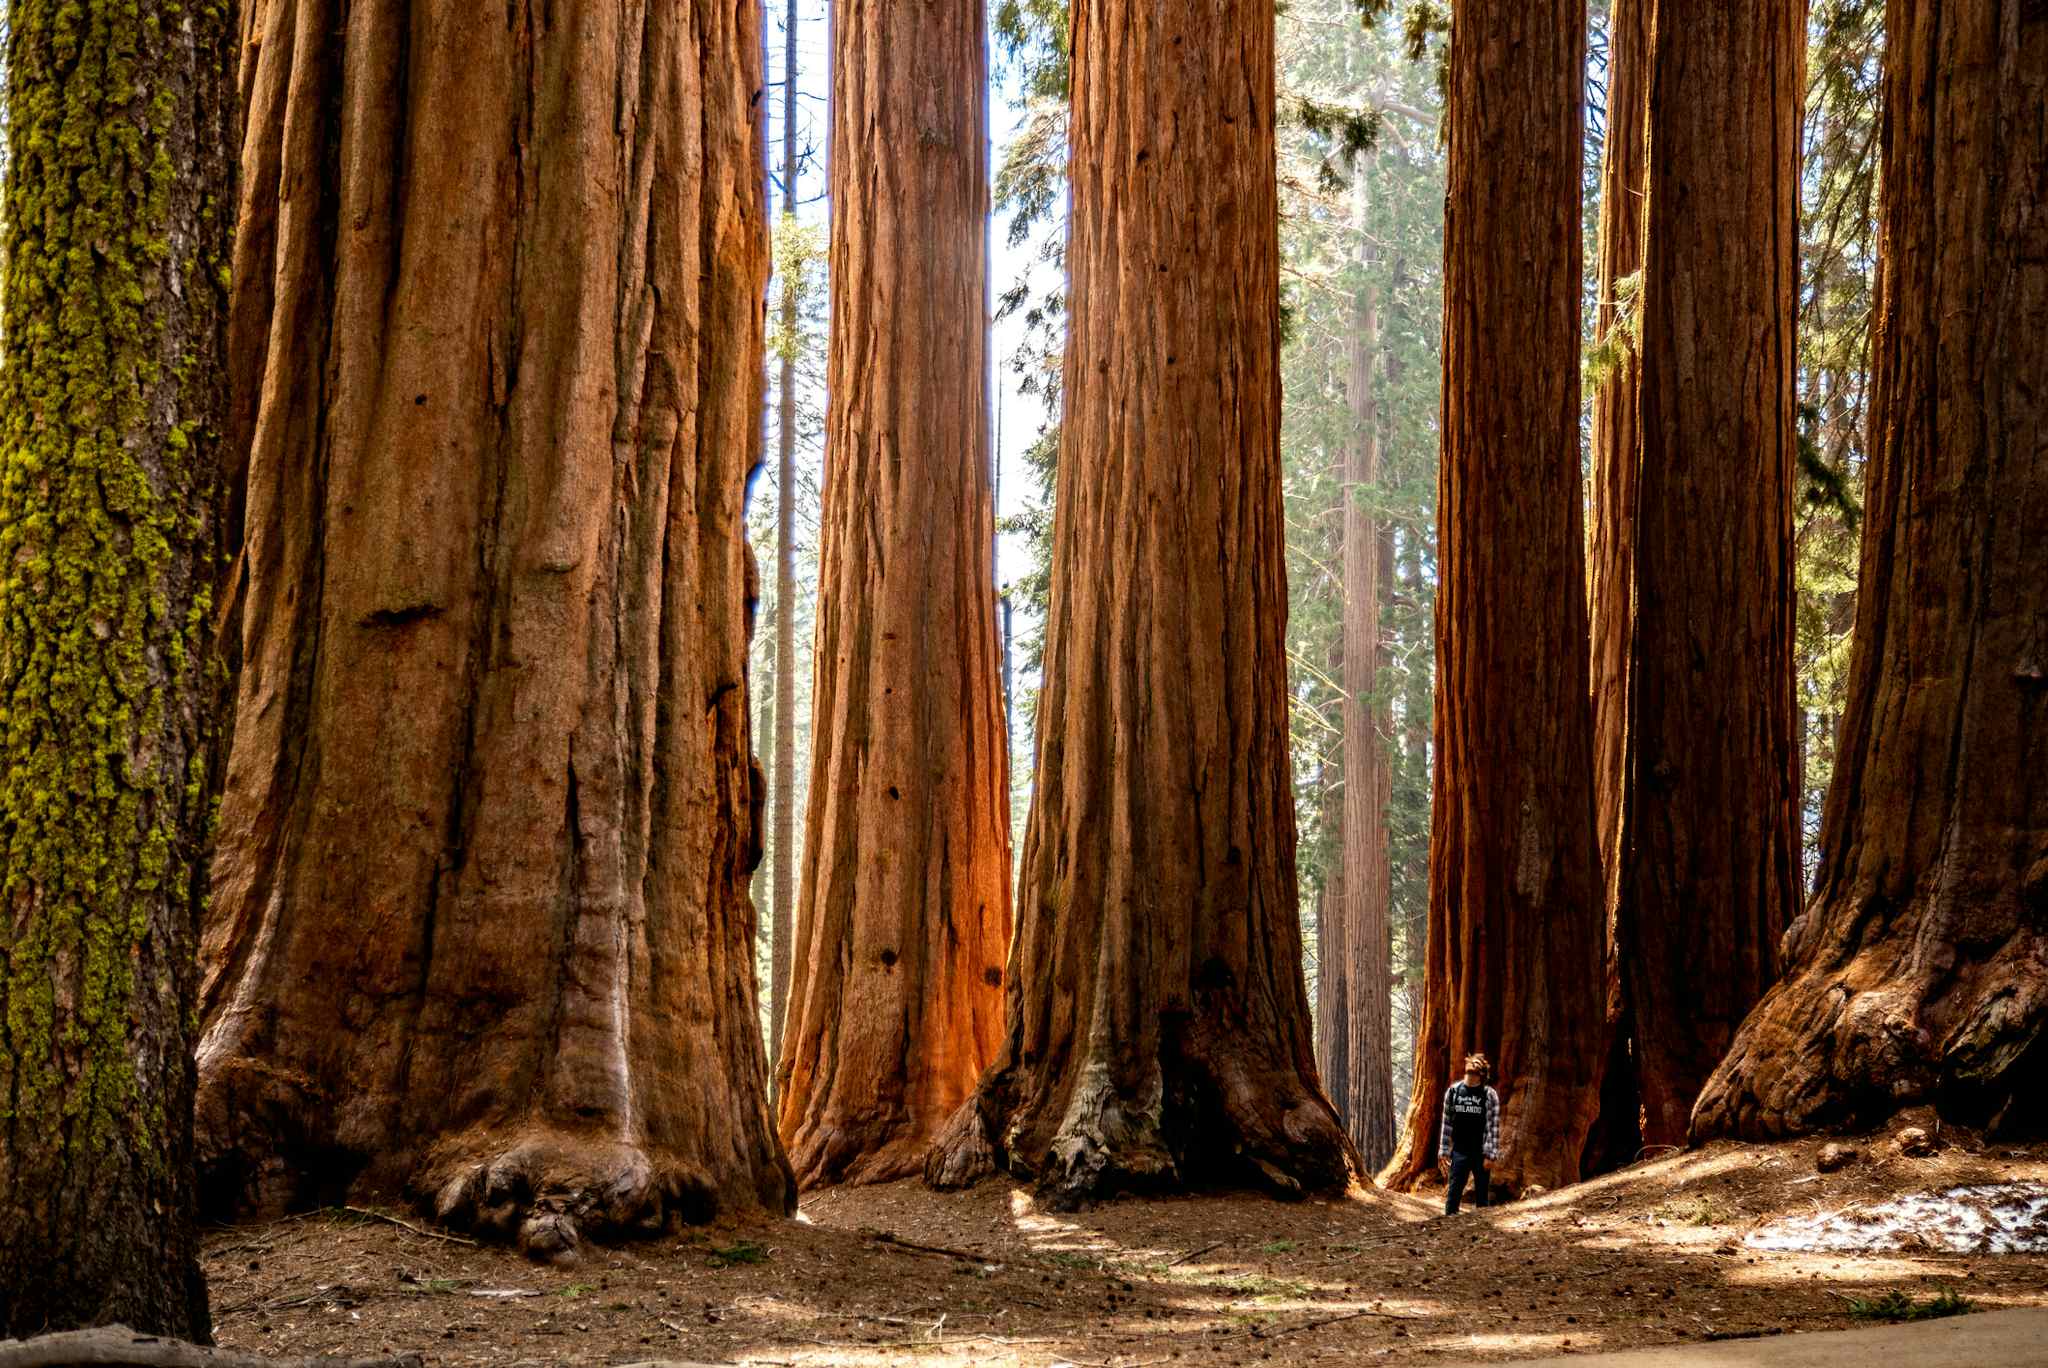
[{"x1": 0, "y1": 1326, "x2": 421, "y2": 1368}]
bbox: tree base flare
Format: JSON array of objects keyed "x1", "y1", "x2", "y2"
[{"x1": 927, "y1": 1053, "x2": 1354, "y2": 1211}]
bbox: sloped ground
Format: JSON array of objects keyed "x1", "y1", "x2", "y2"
[{"x1": 203, "y1": 1123, "x2": 2048, "y2": 1366}]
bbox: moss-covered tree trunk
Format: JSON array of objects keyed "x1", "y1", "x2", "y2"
[
  {"x1": 774, "y1": 0, "x2": 1012, "y2": 1189},
  {"x1": 1693, "y1": 0, "x2": 2048, "y2": 1142},
  {"x1": 1620, "y1": 0, "x2": 1803, "y2": 1150},
  {"x1": 0, "y1": 0, "x2": 235, "y2": 1339},
  {"x1": 925, "y1": 0, "x2": 1354, "y2": 1207},
  {"x1": 193, "y1": 0, "x2": 794, "y2": 1259},
  {"x1": 1380, "y1": 0, "x2": 1607, "y2": 1198}
]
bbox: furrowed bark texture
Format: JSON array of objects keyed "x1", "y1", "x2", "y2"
[
  {"x1": 925, "y1": 0, "x2": 1355, "y2": 1207},
  {"x1": 194, "y1": 0, "x2": 795, "y2": 1257},
  {"x1": 1693, "y1": 0, "x2": 2048, "y2": 1142},
  {"x1": 1585, "y1": 0, "x2": 1648, "y2": 1173},
  {"x1": 1380, "y1": 0, "x2": 1607, "y2": 1197},
  {"x1": 1621, "y1": 0, "x2": 1803, "y2": 1150},
  {"x1": 0, "y1": 0, "x2": 235, "y2": 1339},
  {"x1": 1341, "y1": 274, "x2": 1395, "y2": 1172},
  {"x1": 776, "y1": 0, "x2": 1012, "y2": 1189}
]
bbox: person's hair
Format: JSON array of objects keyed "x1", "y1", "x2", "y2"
[{"x1": 1463, "y1": 1053, "x2": 1491, "y2": 1079}]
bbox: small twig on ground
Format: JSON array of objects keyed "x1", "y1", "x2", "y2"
[
  {"x1": 796, "y1": 1334, "x2": 1059, "y2": 1351},
  {"x1": 0, "y1": 1325, "x2": 422, "y2": 1368},
  {"x1": 1166, "y1": 1240, "x2": 1228, "y2": 1267},
  {"x1": 861, "y1": 1230, "x2": 995, "y2": 1265},
  {"x1": 1250, "y1": 1306, "x2": 1415, "y2": 1340},
  {"x1": 340, "y1": 1206, "x2": 478, "y2": 1246}
]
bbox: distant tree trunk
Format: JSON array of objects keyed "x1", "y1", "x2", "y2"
[
  {"x1": 1314, "y1": 692, "x2": 1350, "y2": 1129},
  {"x1": 0, "y1": 0, "x2": 234, "y2": 1339},
  {"x1": 1694, "y1": 0, "x2": 2048, "y2": 1142},
  {"x1": 1619, "y1": 0, "x2": 1803, "y2": 1150},
  {"x1": 194, "y1": 0, "x2": 795, "y2": 1258},
  {"x1": 926, "y1": 0, "x2": 1354, "y2": 1206},
  {"x1": 776, "y1": 0, "x2": 1012, "y2": 1189},
  {"x1": 1380, "y1": 0, "x2": 1607, "y2": 1197},
  {"x1": 1584, "y1": 0, "x2": 1649, "y2": 1174},
  {"x1": 1342, "y1": 267, "x2": 1395, "y2": 1172},
  {"x1": 769, "y1": 0, "x2": 800, "y2": 1081}
]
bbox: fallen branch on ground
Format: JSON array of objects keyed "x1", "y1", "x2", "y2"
[
  {"x1": 860, "y1": 1230, "x2": 995, "y2": 1264},
  {"x1": 1250, "y1": 1306, "x2": 1417, "y2": 1340},
  {"x1": 1166, "y1": 1240, "x2": 1228, "y2": 1267},
  {"x1": 0, "y1": 1326, "x2": 423, "y2": 1368},
  {"x1": 339, "y1": 1207, "x2": 477, "y2": 1246}
]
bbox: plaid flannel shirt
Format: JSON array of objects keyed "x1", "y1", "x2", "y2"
[{"x1": 1438, "y1": 1083, "x2": 1500, "y2": 1162}]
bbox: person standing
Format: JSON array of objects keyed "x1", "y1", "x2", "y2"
[{"x1": 1437, "y1": 1053, "x2": 1501, "y2": 1214}]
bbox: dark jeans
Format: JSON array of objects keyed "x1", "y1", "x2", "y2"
[{"x1": 1445, "y1": 1151, "x2": 1489, "y2": 1214}]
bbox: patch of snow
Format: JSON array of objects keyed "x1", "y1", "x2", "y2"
[{"x1": 1745, "y1": 1182, "x2": 2048, "y2": 1255}]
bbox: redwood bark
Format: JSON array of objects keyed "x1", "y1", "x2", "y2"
[
  {"x1": 1693, "y1": 0, "x2": 2048, "y2": 1142},
  {"x1": 775, "y1": 0, "x2": 1012, "y2": 1189},
  {"x1": 925, "y1": 0, "x2": 1354, "y2": 1206},
  {"x1": 1379, "y1": 0, "x2": 1607, "y2": 1197},
  {"x1": 0, "y1": 0, "x2": 234, "y2": 1338},
  {"x1": 1620, "y1": 0, "x2": 1803, "y2": 1150},
  {"x1": 1341, "y1": 276, "x2": 1395, "y2": 1172},
  {"x1": 1585, "y1": 0, "x2": 1651, "y2": 1171},
  {"x1": 195, "y1": 0, "x2": 795, "y2": 1257}
]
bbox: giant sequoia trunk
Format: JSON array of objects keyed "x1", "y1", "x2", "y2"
[
  {"x1": 1341, "y1": 274, "x2": 1395, "y2": 1172},
  {"x1": 194, "y1": 0, "x2": 795, "y2": 1257},
  {"x1": 1380, "y1": 0, "x2": 1607, "y2": 1197},
  {"x1": 775, "y1": 0, "x2": 1012, "y2": 1189},
  {"x1": 925, "y1": 0, "x2": 1354, "y2": 1207},
  {"x1": 0, "y1": 0, "x2": 235, "y2": 1339},
  {"x1": 1693, "y1": 0, "x2": 2048, "y2": 1142},
  {"x1": 1619, "y1": 0, "x2": 1803, "y2": 1150},
  {"x1": 1585, "y1": 0, "x2": 1649, "y2": 1173},
  {"x1": 1588, "y1": 0, "x2": 1648, "y2": 960}
]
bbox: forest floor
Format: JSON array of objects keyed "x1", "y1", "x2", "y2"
[{"x1": 203, "y1": 1120, "x2": 2048, "y2": 1367}]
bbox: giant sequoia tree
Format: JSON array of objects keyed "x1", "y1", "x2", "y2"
[
  {"x1": 1584, "y1": 0, "x2": 1650, "y2": 1172},
  {"x1": 0, "y1": 0, "x2": 234, "y2": 1338},
  {"x1": 1694, "y1": 0, "x2": 2047, "y2": 1141},
  {"x1": 1618, "y1": 0, "x2": 1803, "y2": 1149},
  {"x1": 1380, "y1": 0, "x2": 1607, "y2": 1197},
  {"x1": 193, "y1": 0, "x2": 794, "y2": 1258},
  {"x1": 926, "y1": 0, "x2": 1354, "y2": 1206},
  {"x1": 775, "y1": 0, "x2": 1012, "y2": 1189}
]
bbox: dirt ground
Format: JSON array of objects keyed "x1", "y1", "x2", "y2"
[{"x1": 203, "y1": 1124, "x2": 2048, "y2": 1366}]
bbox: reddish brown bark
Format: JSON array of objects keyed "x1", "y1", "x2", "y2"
[
  {"x1": 775, "y1": 0, "x2": 1012, "y2": 1189},
  {"x1": 0, "y1": 0, "x2": 235, "y2": 1338},
  {"x1": 1585, "y1": 0, "x2": 1651, "y2": 1173},
  {"x1": 1380, "y1": 0, "x2": 1607, "y2": 1197},
  {"x1": 1693, "y1": 0, "x2": 2048, "y2": 1142},
  {"x1": 1619, "y1": 0, "x2": 1803, "y2": 1150},
  {"x1": 925, "y1": 0, "x2": 1354, "y2": 1207},
  {"x1": 194, "y1": 0, "x2": 794, "y2": 1258}
]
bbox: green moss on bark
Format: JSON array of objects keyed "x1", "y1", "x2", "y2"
[{"x1": 0, "y1": 0, "x2": 234, "y2": 1341}]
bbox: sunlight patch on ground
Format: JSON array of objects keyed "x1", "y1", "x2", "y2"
[
  {"x1": 1415, "y1": 1328, "x2": 1595, "y2": 1355},
  {"x1": 1720, "y1": 1255, "x2": 1981, "y2": 1285},
  {"x1": 1746, "y1": 1183, "x2": 2048, "y2": 1255}
]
